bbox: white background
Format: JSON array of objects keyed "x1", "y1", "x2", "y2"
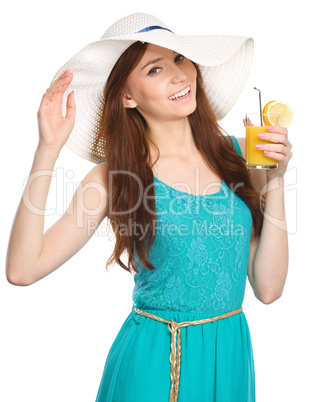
[{"x1": 1, "y1": 0, "x2": 317, "y2": 401}]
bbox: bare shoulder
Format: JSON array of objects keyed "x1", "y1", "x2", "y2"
[
  {"x1": 82, "y1": 160, "x2": 109, "y2": 214},
  {"x1": 235, "y1": 137, "x2": 267, "y2": 194},
  {"x1": 236, "y1": 137, "x2": 246, "y2": 159},
  {"x1": 91, "y1": 160, "x2": 108, "y2": 187}
]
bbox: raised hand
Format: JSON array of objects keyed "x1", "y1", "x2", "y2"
[{"x1": 37, "y1": 69, "x2": 76, "y2": 151}]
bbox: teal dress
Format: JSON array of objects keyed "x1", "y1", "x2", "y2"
[{"x1": 95, "y1": 136, "x2": 255, "y2": 401}]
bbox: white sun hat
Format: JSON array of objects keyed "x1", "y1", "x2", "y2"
[{"x1": 50, "y1": 12, "x2": 254, "y2": 164}]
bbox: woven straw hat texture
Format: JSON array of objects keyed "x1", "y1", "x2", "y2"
[{"x1": 50, "y1": 12, "x2": 254, "y2": 163}]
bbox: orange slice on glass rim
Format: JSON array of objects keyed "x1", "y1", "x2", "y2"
[{"x1": 263, "y1": 100, "x2": 294, "y2": 127}]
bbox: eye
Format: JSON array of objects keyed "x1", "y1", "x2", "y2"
[
  {"x1": 175, "y1": 54, "x2": 185, "y2": 62},
  {"x1": 147, "y1": 67, "x2": 161, "y2": 76},
  {"x1": 147, "y1": 54, "x2": 185, "y2": 76}
]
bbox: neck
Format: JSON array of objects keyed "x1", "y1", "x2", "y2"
[{"x1": 146, "y1": 117, "x2": 197, "y2": 160}]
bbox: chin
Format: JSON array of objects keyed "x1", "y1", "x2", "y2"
[
  {"x1": 189, "y1": 100, "x2": 197, "y2": 114},
  {"x1": 174, "y1": 102, "x2": 197, "y2": 120},
  {"x1": 184, "y1": 100, "x2": 197, "y2": 117}
]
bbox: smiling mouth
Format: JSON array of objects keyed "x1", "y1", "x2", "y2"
[{"x1": 168, "y1": 85, "x2": 191, "y2": 101}]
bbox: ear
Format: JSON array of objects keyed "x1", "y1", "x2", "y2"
[{"x1": 122, "y1": 92, "x2": 138, "y2": 109}]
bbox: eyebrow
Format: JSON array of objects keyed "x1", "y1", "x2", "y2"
[{"x1": 140, "y1": 51, "x2": 178, "y2": 71}]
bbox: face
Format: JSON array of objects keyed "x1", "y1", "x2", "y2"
[{"x1": 122, "y1": 44, "x2": 197, "y2": 124}]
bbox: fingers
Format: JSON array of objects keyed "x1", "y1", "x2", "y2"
[
  {"x1": 262, "y1": 150, "x2": 287, "y2": 162},
  {"x1": 38, "y1": 70, "x2": 74, "y2": 117},
  {"x1": 44, "y1": 70, "x2": 73, "y2": 99},
  {"x1": 65, "y1": 91, "x2": 76, "y2": 122},
  {"x1": 256, "y1": 142, "x2": 287, "y2": 155},
  {"x1": 259, "y1": 131, "x2": 289, "y2": 145},
  {"x1": 266, "y1": 126, "x2": 288, "y2": 135},
  {"x1": 242, "y1": 117, "x2": 254, "y2": 126},
  {"x1": 51, "y1": 75, "x2": 73, "y2": 94}
]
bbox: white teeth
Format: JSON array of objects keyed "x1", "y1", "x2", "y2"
[{"x1": 169, "y1": 85, "x2": 190, "y2": 100}]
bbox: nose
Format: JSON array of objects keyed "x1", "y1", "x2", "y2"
[{"x1": 170, "y1": 63, "x2": 187, "y2": 84}]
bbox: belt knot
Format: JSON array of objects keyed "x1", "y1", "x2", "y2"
[{"x1": 168, "y1": 319, "x2": 179, "y2": 334}]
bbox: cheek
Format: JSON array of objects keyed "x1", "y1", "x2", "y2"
[
  {"x1": 137, "y1": 89, "x2": 158, "y2": 106},
  {"x1": 188, "y1": 63, "x2": 197, "y2": 80},
  {"x1": 140, "y1": 83, "x2": 168, "y2": 105}
]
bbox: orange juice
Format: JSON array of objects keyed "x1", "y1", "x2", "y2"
[{"x1": 246, "y1": 126, "x2": 278, "y2": 168}]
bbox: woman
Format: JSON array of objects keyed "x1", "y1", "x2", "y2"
[{"x1": 6, "y1": 12, "x2": 292, "y2": 402}]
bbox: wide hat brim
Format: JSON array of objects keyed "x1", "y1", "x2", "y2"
[{"x1": 50, "y1": 22, "x2": 254, "y2": 164}]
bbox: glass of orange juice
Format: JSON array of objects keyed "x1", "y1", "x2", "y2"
[{"x1": 245, "y1": 113, "x2": 281, "y2": 169}]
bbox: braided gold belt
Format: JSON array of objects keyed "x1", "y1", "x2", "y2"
[{"x1": 134, "y1": 306, "x2": 243, "y2": 402}]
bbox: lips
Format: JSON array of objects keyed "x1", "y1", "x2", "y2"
[{"x1": 168, "y1": 85, "x2": 191, "y2": 101}]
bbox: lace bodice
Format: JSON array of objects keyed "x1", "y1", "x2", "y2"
[{"x1": 132, "y1": 136, "x2": 252, "y2": 314}]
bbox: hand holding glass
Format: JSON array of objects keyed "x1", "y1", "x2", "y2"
[{"x1": 245, "y1": 113, "x2": 280, "y2": 169}]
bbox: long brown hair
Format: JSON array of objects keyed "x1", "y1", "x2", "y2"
[{"x1": 93, "y1": 41, "x2": 265, "y2": 274}]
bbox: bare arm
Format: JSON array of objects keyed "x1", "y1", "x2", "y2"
[
  {"x1": 6, "y1": 145, "x2": 59, "y2": 285},
  {"x1": 6, "y1": 153, "x2": 108, "y2": 286},
  {"x1": 5, "y1": 68, "x2": 108, "y2": 285},
  {"x1": 237, "y1": 136, "x2": 290, "y2": 304},
  {"x1": 250, "y1": 174, "x2": 288, "y2": 304}
]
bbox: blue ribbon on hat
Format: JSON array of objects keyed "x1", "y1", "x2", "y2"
[{"x1": 137, "y1": 25, "x2": 174, "y2": 34}]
